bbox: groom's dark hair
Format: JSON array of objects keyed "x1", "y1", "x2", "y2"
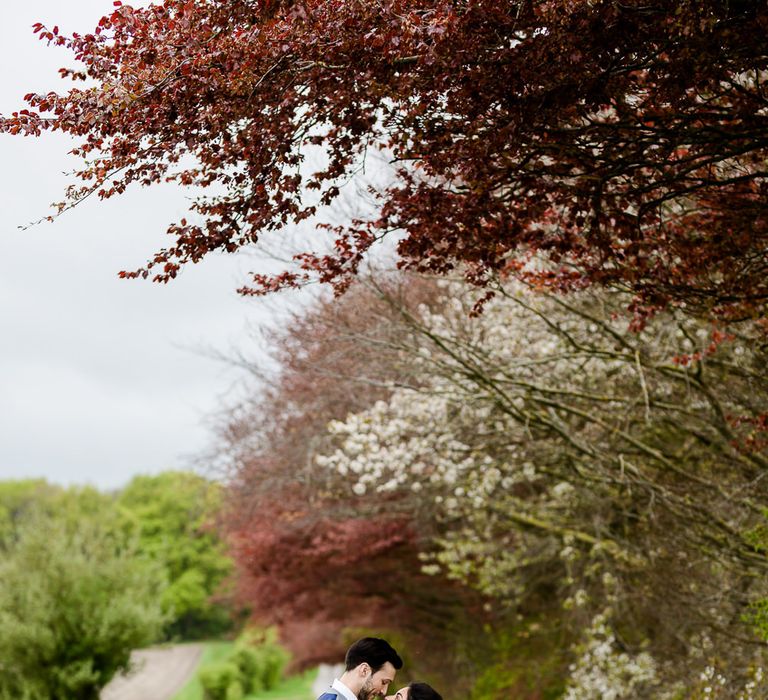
[
  {"x1": 408, "y1": 682, "x2": 443, "y2": 700},
  {"x1": 344, "y1": 637, "x2": 403, "y2": 673}
]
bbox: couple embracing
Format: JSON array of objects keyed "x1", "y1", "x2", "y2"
[{"x1": 317, "y1": 637, "x2": 442, "y2": 700}]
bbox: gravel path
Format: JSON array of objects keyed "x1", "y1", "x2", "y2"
[{"x1": 100, "y1": 643, "x2": 205, "y2": 700}]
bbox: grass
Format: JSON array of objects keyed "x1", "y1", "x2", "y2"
[{"x1": 171, "y1": 642, "x2": 315, "y2": 700}]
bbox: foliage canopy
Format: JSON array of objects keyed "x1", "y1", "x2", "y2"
[
  {"x1": 117, "y1": 471, "x2": 235, "y2": 640},
  {"x1": 3, "y1": 1, "x2": 767, "y2": 318}
]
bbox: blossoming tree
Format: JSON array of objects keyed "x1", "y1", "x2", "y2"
[
  {"x1": 315, "y1": 277, "x2": 768, "y2": 693},
  {"x1": 213, "y1": 268, "x2": 768, "y2": 694}
]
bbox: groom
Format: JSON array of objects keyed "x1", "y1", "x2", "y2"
[{"x1": 317, "y1": 637, "x2": 403, "y2": 700}]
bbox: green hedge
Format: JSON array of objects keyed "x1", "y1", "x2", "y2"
[{"x1": 198, "y1": 628, "x2": 290, "y2": 700}]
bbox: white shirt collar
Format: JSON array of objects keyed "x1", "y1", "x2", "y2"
[{"x1": 332, "y1": 678, "x2": 357, "y2": 700}]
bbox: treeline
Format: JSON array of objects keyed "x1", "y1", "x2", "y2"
[
  {"x1": 0, "y1": 472, "x2": 235, "y2": 699},
  {"x1": 214, "y1": 274, "x2": 768, "y2": 699},
  {"x1": 5, "y1": 275, "x2": 767, "y2": 699}
]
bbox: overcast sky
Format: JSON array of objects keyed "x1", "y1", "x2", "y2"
[{"x1": 0, "y1": 1, "x2": 284, "y2": 490}]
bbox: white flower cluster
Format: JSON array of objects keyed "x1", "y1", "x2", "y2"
[
  {"x1": 316, "y1": 389, "x2": 486, "y2": 500},
  {"x1": 563, "y1": 613, "x2": 657, "y2": 700},
  {"x1": 740, "y1": 666, "x2": 766, "y2": 700},
  {"x1": 691, "y1": 664, "x2": 768, "y2": 700},
  {"x1": 314, "y1": 281, "x2": 643, "y2": 597},
  {"x1": 699, "y1": 665, "x2": 728, "y2": 697},
  {"x1": 316, "y1": 280, "x2": 602, "y2": 507}
]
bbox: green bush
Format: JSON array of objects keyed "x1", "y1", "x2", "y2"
[
  {"x1": 197, "y1": 627, "x2": 290, "y2": 699},
  {"x1": 225, "y1": 679, "x2": 244, "y2": 700},
  {"x1": 198, "y1": 661, "x2": 241, "y2": 700},
  {"x1": 230, "y1": 645, "x2": 264, "y2": 694},
  {"x1": 260, "y1": 641, "x2": 291, "y2": 690}
]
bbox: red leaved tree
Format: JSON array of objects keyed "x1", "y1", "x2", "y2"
[
  {"x1": 3, "y1": 1, "x2": 767, "y2": 318},
  {"x1": 215, "y1": 277, "x2": 485, "y2": 681}
]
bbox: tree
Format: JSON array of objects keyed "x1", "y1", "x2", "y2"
[
  {"x1": 0, "y1": 479, "x2": 59, "y2": 548},
  {"x1": 2, "y1": 2, "x2": 766, "y2": 319},
  {"x1": 216, "y1": 278, "x2": 488, "y2": 689},
  {"x1": 0, "y1": 480, "x2": 122, "y2": 551},
  {"x1": 316, "y1": 275, "x2": 768, "y2": 694},
  {"x1": 0, "y1": 514, "x2": 165, "y2": 700},
  {"x1": 117, "y1": 471, "x2": 235, "y2": 640},
  {"x1": 212, "y1": 266, "x2": 768, "y2": 695}
]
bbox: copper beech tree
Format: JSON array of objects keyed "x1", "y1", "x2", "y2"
[
  {"x1": 215, "y1": 279, "x2": 487, "y2": 689},
  {"x1": 2, "y1": 1, "x2": 767, "y2": 318}
]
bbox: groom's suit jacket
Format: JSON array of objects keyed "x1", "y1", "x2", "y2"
[
  {"x1": 317, "y1": 677, "x2": 355, "y2": 700},
  {"x1": 317, "y1": 691, "x2": 343, "y2": 700}
]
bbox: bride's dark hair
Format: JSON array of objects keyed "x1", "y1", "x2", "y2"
[{"x1": 408, "y1": 682, "x2": 443, "y2": 700}]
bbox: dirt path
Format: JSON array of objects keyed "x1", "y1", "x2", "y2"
[{"x1": 100, "y1": 643, "x2": 205, "y2": 700}]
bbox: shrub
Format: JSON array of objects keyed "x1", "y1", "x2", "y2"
[
  {"x1": 225, "y1": 680, "x2": 244, "y2": 700},
  {"x1": 198, "y1": 627, "x2": 291, "y2": 699},
  {"x1": 199, "y1": 661, "x2": 242, "y2": 700},
  {"x1": 230, "y1": 645, "x2": 264, "y2": 695},
  {"x1": 260, "y1": 640, "x2": 290, "y2": 690}
]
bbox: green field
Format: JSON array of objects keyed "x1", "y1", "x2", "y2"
[{"x1": 171, "y1": 642, "x2": 315, "y2": 700}]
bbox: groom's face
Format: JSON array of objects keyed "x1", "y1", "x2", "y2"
[{"x1": 357, "y1": 661, "x2": 397, "y2": 700}]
